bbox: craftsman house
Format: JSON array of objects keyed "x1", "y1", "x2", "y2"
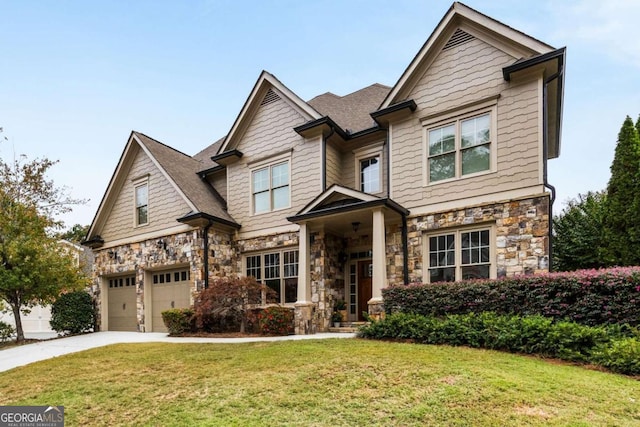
[{"x1": 83, "y1": 2, "x2": 565, "y2": 334}]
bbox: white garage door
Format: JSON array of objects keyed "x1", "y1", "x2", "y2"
[
  {"x1": 107, "y1": 275, "x2": 137, "y2": 331},
  {"x1": 151, "y1": 269, "x2": 191, "y2": 332}
]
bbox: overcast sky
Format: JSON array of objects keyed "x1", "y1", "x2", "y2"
[{"x1": 2, "y1": 0, "x2": 639, "y2": 229}]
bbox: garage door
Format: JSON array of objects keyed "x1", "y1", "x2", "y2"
[
  {"x1": 152, "y1": 269, "x2": 191, "y2": 332},
  {"x1": 107, "y1": 275, "x2": 137, "y2": 331}
]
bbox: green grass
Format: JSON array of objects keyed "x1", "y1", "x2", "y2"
[{"x1": 0, "y1": 339, "x2": 638, "y2": 426}]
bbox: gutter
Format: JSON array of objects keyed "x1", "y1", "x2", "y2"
[
  {"x1": 322, "y1": 126, "x2": 335, "y2": 191},
  {"x1": 542, "y1": 65, "x2": 564, "y2": 272}
]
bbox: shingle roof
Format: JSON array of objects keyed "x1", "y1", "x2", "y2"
[
  {"x1": 307, "y1": 83, "x2": 391, "y2": 133},
  {"x1": 133, "y1": 132, "x2": 237, "y2": 225},
  {"x1": 193, "y1": 136, "x2": 225, "y2": 169}
]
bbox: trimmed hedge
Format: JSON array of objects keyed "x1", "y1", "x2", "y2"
[
  {"x1": 258, "y1": 306, "x2": 294, "y2": 335},
  {"x1": 358, "y1": 312, "x2": 640, "y2": 375},
  {"x1": 161, "y1": 308, "x2": 195, "y2": 335},
  {"x1": 50, "y1": 291, "x2": 95, "y2": 335},
  {"x1": 384, "y1": 267, "x2": 640, "y2": 327}
]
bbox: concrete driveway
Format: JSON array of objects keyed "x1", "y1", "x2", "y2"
[{"x1": 0, "y1": 331, "x2": 356, "y2": 373}]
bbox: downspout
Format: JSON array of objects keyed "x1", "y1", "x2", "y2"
[
  {"x1": 322, "y1": 127, "x2": 335, "y2": 191},
  {"x1": 542, "y1": 65, "x2": 564, "y2": 272},
  {"x1": 203, "y1": 220, "x2": 212, "y2": 289},
  {"x1": 401, "y1": 213, "x2": 409, "y2": 285}
]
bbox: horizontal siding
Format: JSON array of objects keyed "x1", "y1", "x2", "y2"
[
  {"x1": 325, "y1": 142, "x2": 341, "y2": 189},
  {"x1": 227, "y1": 95, "x2": 321, "y2": 233},
  {"x1": 208, "y1": 171, "x2": 227, "y2": 202},
  {"x1": 391, "y1": 36, "x2": 542, "y2": 211},
  {"x1": 102, "y1": 146, "x2": 191, "y2": 242}
]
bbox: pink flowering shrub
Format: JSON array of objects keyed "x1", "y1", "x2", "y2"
[
  {"x1": 258, "y1": 306, "x2": 294, "y2": 335},
  {"x1": 383, "y1": 267, "x2": 640, "y2": 327}
]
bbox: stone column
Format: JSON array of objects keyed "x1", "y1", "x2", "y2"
[
  {"x1": 295, "y1": 222, "x2": 314, "y2": 334},
  {"x1": 369, "y1": 208, "x2": 386, "y2": 319}
]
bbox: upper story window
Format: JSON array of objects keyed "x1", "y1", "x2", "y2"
[
  {"x1": 360, "y1": 156, "x2": 380, "y2": 193},
  {"x1": 134, "y1": 182, "x2": 148, "y2": 226},
  {"x1": 245, "y1": 249, "x2": 298, "y2": 304},
  {"x1": 426, "y1": 228, "x2": 492, "y2": 283},
  {"x1": 426, "y1": 111, "x2": 493, "y2": 183},
  {"x1": 252, "y1": 161, "x2": 290, "y2": 214},
  {"x1": 354, "y1": 143, "x2": 383, "y2": 194}
]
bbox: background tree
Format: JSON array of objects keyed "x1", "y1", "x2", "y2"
[
  {"x1": 0, "y1": 140, "x2": 88, "y2": 342},
  {"x1": 58, "y1": 223, "x2": 90, "y2": 243},
  {"x1": 602, "y1": 116, "x2": 640, "y2": 266},
  {"x1": 553, "y1": 191, "x2": 608, "y2": 271}
]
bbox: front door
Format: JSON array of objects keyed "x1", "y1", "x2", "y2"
[{"x1": 357, "y1": 260, "x2": 372, "y2": 321}]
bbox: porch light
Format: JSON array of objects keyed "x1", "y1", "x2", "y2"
[
  {"x1": 352, "y1": 222, "x2": 361, "y2": 233},
  {"x1": 107, "y1": 249, "x2": 116, "y2": 259}
]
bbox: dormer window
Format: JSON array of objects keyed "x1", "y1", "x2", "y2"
[{"x1": 135, "y1": 182, "x2": 148, "y2": 226}]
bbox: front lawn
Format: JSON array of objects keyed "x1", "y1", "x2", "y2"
[{"x1": 0, "y1": 339, "x2": 638, "y2": 426}]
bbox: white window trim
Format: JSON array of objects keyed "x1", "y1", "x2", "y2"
[
  {"x1": 424, "y1": 225, "x2": 496, "y2": 283},
  {"x1": 132, "y1": 176, "x2": 149, "y2": 228},
  {"x1": 249, "y1": 152, "x2": 292, "y2": 215},
  {"x1": 353, "y1": 143, "x2": 384, "y2": 195},
  {"x1": 243, "y1": 248, "x2": 299, "y2": 305},
  {"x1": 422, "y1": 102, "x2": 498, "y2": 186}
]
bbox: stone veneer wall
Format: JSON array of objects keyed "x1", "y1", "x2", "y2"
[
  {"x1": 91, "y1": 227, "x2": 234, "y2": 331},
  {"x1": 310, "y1": 231, "x2": 345, "y2": 331},
  {"x1": 387, "y1": 195, "x2": 550, "y2": 285}
]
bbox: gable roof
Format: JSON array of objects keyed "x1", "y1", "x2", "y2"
[
  {"x1": 308, "y1": 83, "x2": 390, "y2": 134},
  {"x1": 86, "y1": 131, "x2": 238, "y2": 241},
  {"x1": 218, "y1": 71, "x2": 322, "y2": 153},
  {"x1": 380, "y1": 2, "x2": 555, "y2": 108}
]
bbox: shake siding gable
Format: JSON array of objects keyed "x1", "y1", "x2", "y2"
[
  {"x1": 391, "y1": 36, "x2": 542, "y2": 210},
  {"x1": 226, "y1": 94, "x2": 321, "y2": 233},
  {"x1": 325, "y1": 142, "x2": 341, "y2": 189},
  {"x1": 101, "y1": 146, "x2": 191, "y2": 241}
]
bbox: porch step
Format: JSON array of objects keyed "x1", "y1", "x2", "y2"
[{"x1": 328, "y1": 322, "x2": 368, "y2": 333}]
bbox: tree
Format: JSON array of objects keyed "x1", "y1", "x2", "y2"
[
  {"x1": 553, "y1": 191, "x2": 608, "y2": 271},
  {"x1": 602, "y1": 116, "x2": 640, "y2": 266},
  {"x1": 0, "y1": 142, "x2": 88, "y2": 342},
  {"x1": 58, "y1": 224, "x2": 90, "y2": 243}
]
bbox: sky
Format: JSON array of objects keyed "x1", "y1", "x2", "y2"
[{"x1": 1, "y1": 0, "x2": 639, "y2": 230}]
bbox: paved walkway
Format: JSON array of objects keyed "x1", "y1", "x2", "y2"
[{"x1": 0, "y1": 331, "x2": 356, "y2": 373}]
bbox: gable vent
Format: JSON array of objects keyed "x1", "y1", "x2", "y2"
[
  {"x1": 442, "y1": 29, "x2": 475, "y2": 51},
  {"x1": 260, "y1": 89, "x2": 281, "y2": 106}
]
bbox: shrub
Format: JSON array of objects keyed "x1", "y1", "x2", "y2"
[
  {"x1": 50, "y1": 291, "x2": 95, "y2": 335},
  {"x1": 383, "y1": 267, "x2": 640, "y2": 327},
  {"x1": 0, "y1": 321, "x2": 15, "y2": 341},
  {"x1": 258, "y1": 306, "x2": 294, "y2": 335},
  {"x1": 592, "y1": 337, "x2": 640, "y2": 375},
  {"x1": 161, "y1": 308, "x2": 195, "y2": 335}
]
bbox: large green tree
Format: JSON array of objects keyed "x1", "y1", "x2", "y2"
[
  {"x1": 58, "y1": 223, "x2": 90, "y2": 243},
  {"x1": 553, "y1": 191, "x2": 608, "y2": 271},
  {"x1": 602, "y1": 116, "x2": 640, "y2": 266},
  {"x1": 0, "y1": 145, "x2": 88, "y2": 341}
]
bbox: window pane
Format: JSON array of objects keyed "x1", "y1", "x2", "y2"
[
  {"x1": 461, "y1": 114, "x2": 490, "y2": 148},
  {"x1": 265, "y1": 279, "x2": 281, "y2": 302},
  {"x1": 283, "y1": 251, "x2": 299, "y2": 277},
  {"x1": 137, "y1": 205, "x2": 148, "y2": 225},
  {"x1": 429, "y1": 124, "x2": 455, "y2": 155},
  {"x1": 462, "y1": 145, "x2": 490, "y2": 175},
  {"x1": 246, "y1": 255, "x2": 261, "y2": 280},
  {"x1": 462, "y1": 265, "x2": 490, "y2": 280},
  {"x1": 135, "y1": 185, "x2": 147, "y2": 207},
  {"x1": 430, "y1": 267, "x2": 455, "y2": 283},
  {"x1": 254, "y1": 191, "x2": 269, "y2": 213},
  {"x1": 284, "y1": 278, "x2": 297, "y2": 303},
  {"x1": 264, "y1": 253, "x2": 280, "y2": 279},
  {"x1": 252, "y1": 168, "x2": 269, "y2": 192},
  {"x1": 272, "y1": 186, "x2": 289, "y2": 210},
  {"x1": 271, "y1": 163, "x2": 289, "y2": 188},
  {"x1": 361, "y1": 157, "x2": 380, "y2": 193},
  {"x1": 429, "y1": 153, "x2": 455, "y2": 182}
]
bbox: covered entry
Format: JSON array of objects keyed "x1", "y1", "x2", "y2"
[
  {"x1": 107, "y1": 275, "x2": 137, "y2": 331},
  {"x1": 288, "y1": 185, "x2": 409, "y2": 327},
  {"x1": 150, "y1": 268, "x2": 191, "y2": 332}
]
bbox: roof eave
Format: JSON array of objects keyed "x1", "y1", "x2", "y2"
[
  {"x1": 176, "y1": 212, "x2": 241, "y2": 230},
  {"x1": 210, "y1": 149, "x2": 243, "y2": 166},
  {"x1": 287, "y1": 198, "x2": 409, "y2": 223},
  {"x1": 371, "y1": 99, "x2": 418, "y2": 126}
]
